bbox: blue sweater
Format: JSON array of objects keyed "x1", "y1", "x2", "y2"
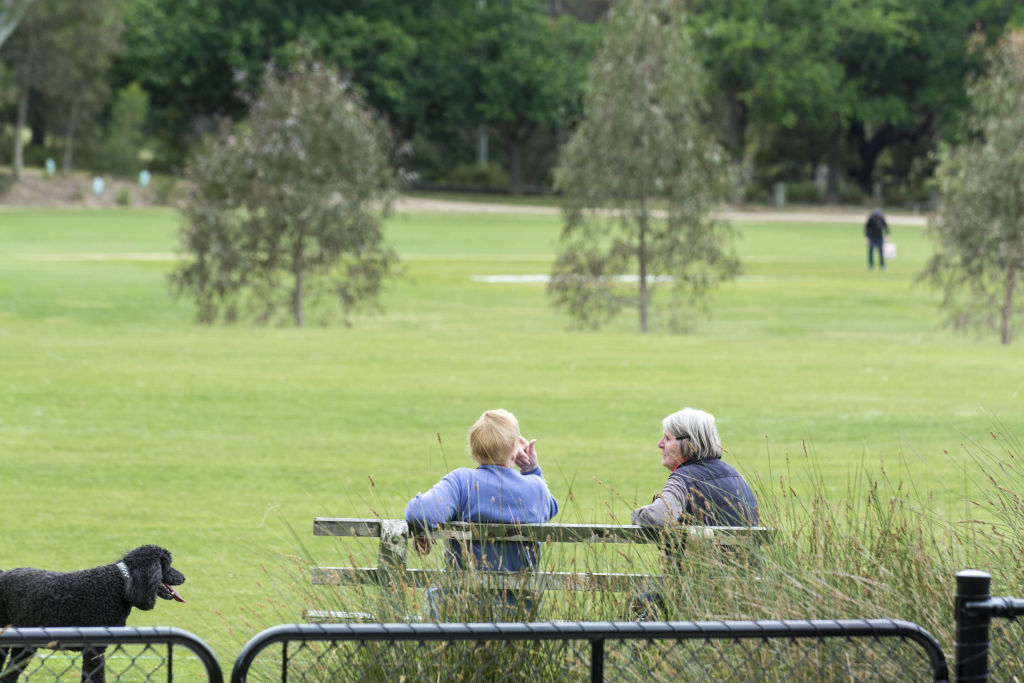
[{"x1": 404, "y1": 465, "x2": 559, "y2": 573}]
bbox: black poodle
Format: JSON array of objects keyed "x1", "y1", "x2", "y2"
[{"x1": 0, "y1": 545, "x2": 185, "y2": 682}]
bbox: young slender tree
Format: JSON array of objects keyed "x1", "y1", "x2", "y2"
[
  {"x1": 172, "y1": 57, "x2": 399, "y2": 327},
  {"x1": 919, "y1": 30, "x2": 1024, "y2": 345},
  {"x1": 549, "y1": 0, "x2": 738, "y2": 333}
]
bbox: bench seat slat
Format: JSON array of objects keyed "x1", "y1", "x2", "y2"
[{"x1": 311, "y1": 566, "x2": 665, "y2": 593}]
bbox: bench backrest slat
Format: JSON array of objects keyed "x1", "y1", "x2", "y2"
[
  {"x1": 313, "y1": 517, "x2": 774, "y2": 545},
  {"x1": 314, "y1": 518, "x2": 386, "y2": 538}
]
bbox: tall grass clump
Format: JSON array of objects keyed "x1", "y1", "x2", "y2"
[
  {"x1": 653, "y1": 433, "x2": 1024, "y2": 668},
  {"x1": 958, "y1": 426, "x2": 1024, "y2": 590},
  {"x1": 237, "y1": 433, "x2": 1024, "y2": 679}
]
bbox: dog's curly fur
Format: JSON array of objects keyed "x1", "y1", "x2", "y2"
[{"x1": 0, "y1": 545, "x2": 185, "y2": 683}]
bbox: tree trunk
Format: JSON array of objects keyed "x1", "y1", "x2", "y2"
[
  {"x1": 476, "y1": 123, "x2": 488, "y2": 165},
  {"x1": 14, "y1": 80, "x2": 28, "y2": 180},
  {"x1": 638, "y1": 200, "x2": 649, "y2": 334},
  {"x1": 848, "y1": 121, "x2": 895, "y2": 194},
  {"x1": 1001, "y1": 263, "x2": 1016, "y2": 345},
  {"x1": 507, "y1": 136, "x2": 523, "y2": 195},
  {"x1": 63, "y1": 97, "x2": 79, "y2": 173},
  {"x1": 723, "y1": 93, "x2": 746, "y2": 163},
  {"x1": 292, "y1": 240, "x2": 305, "y2": 327},
  {"x1": 29, "y1": 96, "x2": 44, "y2": 146},
  {"x1": 825, "y1": 126, "x2": 841, "y2": 204}
]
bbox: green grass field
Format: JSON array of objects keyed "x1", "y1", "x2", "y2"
[{"x1": 1, "y1": 202, "x2": 1021, "y2": 669}]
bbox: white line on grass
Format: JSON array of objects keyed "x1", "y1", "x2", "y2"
[
  {"x1": 21, "y1": 253, "x2": 180, "y2": 261},
  {"x1": 471, "y1": 274, "x2": 676, "y2": 283}
]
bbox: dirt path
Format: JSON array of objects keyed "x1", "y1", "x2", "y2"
[{"x1": 396, "y1": 197, "x2": 928, "y2": 226}]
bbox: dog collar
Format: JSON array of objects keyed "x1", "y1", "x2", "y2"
[{"x1": 116, "y1": 561, "x2": 131, "y2": 580}]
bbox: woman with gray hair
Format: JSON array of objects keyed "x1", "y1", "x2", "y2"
[{"x1": 631, "y1": 407, "x2": 758, "y2": 527}]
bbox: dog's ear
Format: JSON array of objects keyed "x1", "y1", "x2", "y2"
[{"x1": 124, "y1": 553, "x2": 164, "y2": 611}]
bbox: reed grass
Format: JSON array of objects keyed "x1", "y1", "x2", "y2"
[{"x1": 238, "y1": 429, "x2": 1024, "y2": 679}]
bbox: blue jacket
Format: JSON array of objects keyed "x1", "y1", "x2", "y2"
[{"x1": 405, "y1": 465, "x2": 559, "y2": 572}]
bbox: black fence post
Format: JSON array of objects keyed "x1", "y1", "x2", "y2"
[
  {"x1": 590, "y1": 637, "x2": 604, "y2": 683},
  {"x1": 956, "y1": 569, "x2": 993, "y2": 682}
]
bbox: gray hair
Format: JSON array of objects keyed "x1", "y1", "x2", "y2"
[{"x1": 662, "y1": 407, "x2": 723, "y2": 460}]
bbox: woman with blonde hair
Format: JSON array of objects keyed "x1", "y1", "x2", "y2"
[{"x1": 405, "y1": 408, "x2": 558, "y2": 619}]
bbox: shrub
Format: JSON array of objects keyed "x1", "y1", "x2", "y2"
[
  {"x1": 149, "y1": 175, "x2": 181, "y2": 206},
  {"x1": 444, "y1": 162, "x2": 509, "y2": 191},
  {"x1": 95, "y1": 83, "x2": 150, "y2": 177},
  {"x1": 407, "y1": 133, "x2": 447, "y2": 182},
  {"x1": 784, "y1": 180, "x2": 824, "y2": 204},
  {"x1": 836, "y1": 181, "x2": 867, "y2": 205}
]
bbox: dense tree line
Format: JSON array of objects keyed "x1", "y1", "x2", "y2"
[{"x1": 1, "y1": 0, "x2": 1022, "y2": 204}]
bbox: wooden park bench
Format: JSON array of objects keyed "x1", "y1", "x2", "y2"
[{"x1": 305, "y1": 517, "x2": 774, "y2": 622}]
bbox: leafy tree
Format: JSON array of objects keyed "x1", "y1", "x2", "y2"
[
  {"x1": 112, "y1": 0, "x2": 420, "y2": 169},
  {"x1": 686, "y1": 0, "x2": 1016, "y2": 200},
  {"x1": 171, "y1": 57, "x2": 399, "y2": 327},
  {"x1": 919, "y1": 30, "x2": 1024, "y2": 345},
  {"x1": 51, "y1": 1, "x2": 124, "y2": 174},
  {"x1": 686, "y1": 0, "x2": 852, "y2": 195},
  {"x1": 397, "y1": 1, "x2": 488, "y2": 176},
  {"x1": 112, "y1": 0, "x2": 280, "y2": 168},
  {"x1": 476, "y1": 0, "x2": 588, "y2": 194},
  {"x1": 549, "y1": 0, "x2": 739, "y2": 333},
  {"x1": 837, "y1": 0, "x2": 1014, "y2": 195},
  {"x1": 2, "y1": 0, "x2": 123, "y2": 178}
]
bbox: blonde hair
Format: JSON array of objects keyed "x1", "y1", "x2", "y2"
[{"x1": 468, "y1": 409, "x2": 520, "y2": 466}]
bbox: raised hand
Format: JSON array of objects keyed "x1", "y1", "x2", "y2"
[{"x1": 513, "y1": 435, "x2": 539, "y2": 473}]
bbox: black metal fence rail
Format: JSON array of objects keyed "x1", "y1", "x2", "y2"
[
  {"x1": 231, "y1": 619, "x2": 948, "y2": 682},
  {"x1": 955, "y1": 569, "x2": 1024, "y2": 683},
  {"x1": 0, "y1": 626, "x2": 222, "y2": 683}
]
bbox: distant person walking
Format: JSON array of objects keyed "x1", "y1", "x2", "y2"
[{"x1": 865, "y1": 208, "x2": 890, "y2": 270}]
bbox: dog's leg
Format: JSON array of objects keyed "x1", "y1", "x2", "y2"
[
  {"x1": 0, "y1": 647, "x2": 34, "y2": 683},
  {"x1": 80, "y1": 646, "x2": 106, "y2": 683}
]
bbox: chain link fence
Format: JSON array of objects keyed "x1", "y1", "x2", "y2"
[
  {"x1": 0, "y1": 626, "x2": 222, "y2": 683},
  {"x1": 230, "y1": 619, "x2": 948, "y2": 682},
  {"x1": 7, "y1": 570, "x2": 1024, "y2": 681},
  {"x1": 988, "y1": 618, "x2": 1024, "y2": 682}
]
